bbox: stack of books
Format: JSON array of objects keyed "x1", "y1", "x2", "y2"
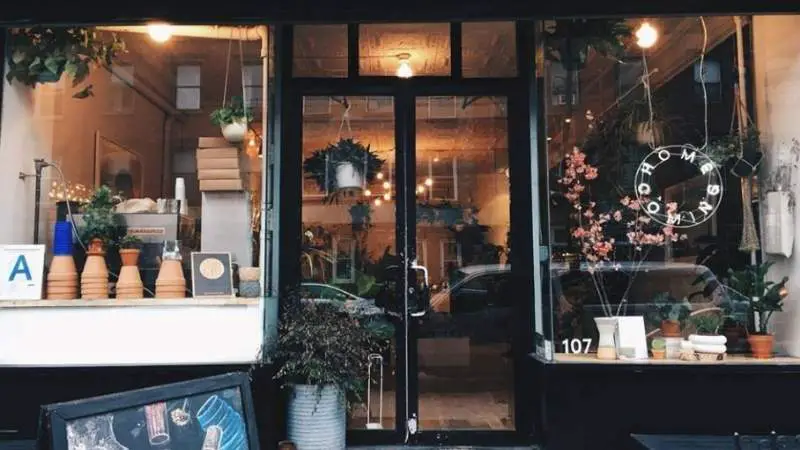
[{"x1": 196, "y1": 137, "x2": 244, "y2": 191}]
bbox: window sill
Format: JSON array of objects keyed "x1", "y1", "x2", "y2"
[{"x1": 553, "y1": 353, "x2": 800, "y2": 366}]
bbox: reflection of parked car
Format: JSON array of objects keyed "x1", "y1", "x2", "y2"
[
  {"x1": 423, "y1": 265, "x2": 513, "y2": 344},
  {"x1": 299, "y1": 282, "x2": 385, "y2": 316}
]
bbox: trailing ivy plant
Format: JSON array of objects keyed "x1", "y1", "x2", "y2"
[
  {"x1": 6, "y1": 27, "x2": 125, "y2": 98},
  {"x1": 303, "y1": 138, "x2": 385, "y2": 194}
]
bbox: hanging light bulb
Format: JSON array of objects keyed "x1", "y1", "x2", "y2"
[
  {"x1": 396, "y1": 53, "x2": 413, "y2": 79},
  {"x1": 636, "y1": 21, "x2": 658, "y2": 49},
  {"x1": 383, "y1": 192, "x2": 391, "y2": 201},
  {"x1": 424, "y1": 177, "x2": 433, "y2": 187},
  {"x1": 364, "y1": 189, "x2": 372, "y2": 197},
  {"x1": 376, "y1": 172, "x2": 384, "y2": 180},
  {"x1": 382, "y1": 181, "x2": 391, "y2": 190},
  {"x1": 148, "y1": 23, "x2": 173, "y2": 43}
]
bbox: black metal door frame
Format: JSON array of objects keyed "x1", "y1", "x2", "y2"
[{"x1": 277, "y1": 21, "x2": 540, "y2": 446}]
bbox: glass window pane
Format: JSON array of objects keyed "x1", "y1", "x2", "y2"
[
  {"x1": 293, "y1": 25, "x2": 348, "y2": 77},
  {"x1": 359, "y1": 23, "x2": 450, "y2": 77},
  {"x1": 176, "y1": 65, "x2": 201, "y2": 86},
  {"x1": 176, "y1": 87, "x2": 201, "y2": 110},
  {"x1": 462, "y1": 22, "x2": 517, "y2": 78}
]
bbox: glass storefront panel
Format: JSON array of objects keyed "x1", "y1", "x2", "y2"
[
  {"x1": 462, "y1": 22, "x2": 517, "y2": 78},
  {"x1": 299, "y1": 95, "x2": 398, "y2": 429},
  {"x1": 359, "y1": 23, "x2": 451, "y2": 77},
  {"x1": 293, "y1": 24, "x2": 349, "y2": 77},
  {"x1": 541, "y1": 16, "x2": 794, "y2": 364}
]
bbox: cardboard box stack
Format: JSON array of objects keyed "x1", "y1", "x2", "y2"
[{"x1": 196, "y1": 137, "x2": 245, "y2": 191}]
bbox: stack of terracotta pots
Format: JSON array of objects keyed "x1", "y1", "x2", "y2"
[
  {"x1": 155, "y1": 259, "x2": 186, "y2": 299},
  {"x1": 47, "y1": 255, "x2": 79, "y2": 300},
  {"x1": 117, "y1": 248, "x2": 144, "y2": 299},
  {"x1": 81, "y1": 238, "x2": 109, "y2": 299}
]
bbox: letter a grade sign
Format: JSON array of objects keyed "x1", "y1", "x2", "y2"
[
  {"x1": 634, "y1": 144, "x2": 723, "y2": 228},
  {"x1": 1, "y1": 245, "x2": 45, "y2": 300}
]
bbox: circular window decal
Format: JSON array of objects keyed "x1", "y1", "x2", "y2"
[
  {"x1": 634, "y1": 144, "x2": 723, "y2": 228},
  {"x1": 199, "y1": 258, "x2": 225, "y2": 280}
]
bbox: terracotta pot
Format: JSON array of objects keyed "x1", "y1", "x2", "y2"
[
  {"x1": 47, "y1": 255, "x2": 79, "y2": 300},
  {"x1": 748, "y1": 334, "x2": 774, "y2": 359},
  {"x1": 651, "y1": 349, "x2": 666, "y2": 360},
  {"x1": 119, "y1": 249, "x2": 140, "y2": 267},
  {"x1": 660, "y1": 320, "x2": 681, "y2": 337},
  {"x1": 81, "y1": 241, "x2": 109, "y2": 300},
  {"x1": 117, "y1": 266, "x2": 143, "y2": 299},
  {"x1": 156, "y1": 260, "x2": 185, "y2": 299}
]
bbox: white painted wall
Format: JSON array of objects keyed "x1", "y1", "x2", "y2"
[
  {"x1": 0, "y1": 301, "x2": 263, "y2": 366},
  {"x1": 752, "y1": 15, "x2": 800, "y2": 356},
  {"x1": 0, "y1": 74, "x2": 54, "y2": 245}
]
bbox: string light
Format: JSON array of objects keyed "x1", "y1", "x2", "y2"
[
  {"x1": 383, "y1": 192, "x2": 391, "y2": 201},
  {"x1": 424, "y1": 178, "x2": 433, "y2": 187},
  {"x1": 374, "y1": 198, "x2": 383, "y2": 206},
  {"x1": 382, "y1": 181, "x2": 391, "y2": 190},
  {"x1": 364, "y1": 189, "x2": 372, "y2": 196},
  {"x1": 417, "y1": 185, "x2": 425, "y2": 194},
  {"x1": 376, "y1": 172, "x2": 384, "y2": 180}
]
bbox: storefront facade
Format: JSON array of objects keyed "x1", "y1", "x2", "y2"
[{"x1": 0, "y1": 2, "x2": 800, "y2": 449}]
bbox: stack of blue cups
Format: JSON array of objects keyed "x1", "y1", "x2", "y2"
[{"x1": 53, "y1": 221, "x2": 74, "y2": 256}]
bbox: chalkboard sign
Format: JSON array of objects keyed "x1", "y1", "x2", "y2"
[
  {"x1": 191, "y1": 252, "x2": 234, "y2": 298},
  {"x1": 40, "y1": 373, "x2": 259, "y2": 450}
]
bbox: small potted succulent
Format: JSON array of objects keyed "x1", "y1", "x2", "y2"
[
  {"x1": 303, "y1": 138, "x2": 385, "y2": 195},
  {"x1": 118, "y1": 235, "x2": 143, "y2": 266},
  {"x1": 117, "y1": 235, "x2": 144, "y2": 299},
  {"x1": 650, "y1": 338, "x2": 666, "y2": 360},
  {"x1": 210, "y1": 96, "x2": 253, "y2": 143},
  {"x1": 647, "y1": 292, "x2": 691, "y2": 338}
]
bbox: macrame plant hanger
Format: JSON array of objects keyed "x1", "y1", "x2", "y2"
[{"x1": 221, "y1": 28, "x2": 249, "y2": 130}]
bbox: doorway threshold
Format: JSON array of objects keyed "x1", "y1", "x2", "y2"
[{"x1": 348, "y1": 446, "x2": 539, "y2": 449}]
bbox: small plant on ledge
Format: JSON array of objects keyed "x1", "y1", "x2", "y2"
[{"x1": 6, "y1": 27, "x2": 125, "y2": 98}]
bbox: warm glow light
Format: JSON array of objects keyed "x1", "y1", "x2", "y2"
[
  {"x1": 417, "y1": 185, "x2": 425, "y2": 194},
  {"x1": 636, "y1": 22, "x2": 658, "y2": 49},
  {"x1": 546, "y1": 137, "x2": 553, "y2": 141},
  {"x1": 564, "y1": 118, "x2": 572, "y2": 123},
  {"x1": 374, "y1": 198, "x2": 383, "y2": 206},
  {"x1": 396, "y1": 53, "x2": 413, "y2": 78},
  {"x1": 433, "y1": 156, "x2": 440, "y2": 162},
  {"x1": 364, "y1": 189, "x2": 372, "y2": 196},
  {"x1": 383, "y1": 193, "x2": 391, "y2": 201},
  {"x1": 376, "y1": 172, "x2": 384, "y2": 180},
  {"x1": 382, "y1": 181, "x2": 391, "y2": 190},
  {"x1": 249, "y1": 138, "x2": 256, "y2": 147},
  {"x1": 424, "y1": 178, "x2": 433, "y2": 187},
  {"x1": 148, "y1": 23, "x2": 173, "y2": 43}
]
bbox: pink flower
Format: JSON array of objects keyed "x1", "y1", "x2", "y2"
[
  {"x1": 638, "y1": 215, "x2": 651, "y2": 224},
  {"x1": 584, "y1": 167, "x2": 599, "y2": 180},
  {"x1": 666, "y1": 202, "x2": 678, "y2": 214},
  {"x1": 621, "y1": 196, "x2": 631, "y2": 206},
  {"x1": 613, "y1": 210, "x2": 623, "y2": 221},
  {"x1": 629, "y1": 200, "x2": 641, "y2": 211},
  {"x1": 572, "y1": 228, "x2": 586, "y2": 238}
]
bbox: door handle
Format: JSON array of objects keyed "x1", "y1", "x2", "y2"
[{"x1": 409, "y1": 261, "x2": 429, "y2": 317}]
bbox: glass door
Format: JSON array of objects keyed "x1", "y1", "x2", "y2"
[{"x1": 409, "y1": 95, "x2": 514, "y2": 435}]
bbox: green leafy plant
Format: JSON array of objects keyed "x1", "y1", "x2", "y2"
[
  {"x1": 690, "y1": 313, "x2": 724, "y2": 335},
  {"x1": 303, "y1": 138, "x2": 385, "y2": 194},
  {"x1": 726, "y1": 262, "x2": 789, "y2": 334},
  {"x1": 651, "y1": 338, "x2": 666, "y2": 350},
  {"x1": 79, "y1": 186, "x2": 126, "y2": 248},
  {"x1": 348, "y1": 202, "x2": 373, "y2": 232},
  {"x1": 646, "y1": 292, "x2": 691, "y2": 325},
  {"x1": 274, "y1": 295, "x2": 381, "y2": 403},
  {"x1": 6, "y1": 27, "x2": 125, "y2": 98},
  {"x1": 542, "y1": 19, "x2": 632, "y2": 71},
  {"x1": 119, "y1": 235, "x2": 143, "y2": 250},
  {"x1": 210, "y1": 96, "x2": 253, "y2": 126}
]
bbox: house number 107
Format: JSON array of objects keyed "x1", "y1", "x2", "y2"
[{"x1": 562, "y1": 338, "x2": 592, "y2": 354}]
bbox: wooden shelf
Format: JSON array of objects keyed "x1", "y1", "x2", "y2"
[
  {"x1": 0, "y1": 298, "x2": 260, "y2": 308},
  {"x1": 554, "y1": 353, "x2": 800, "y2": 366}
]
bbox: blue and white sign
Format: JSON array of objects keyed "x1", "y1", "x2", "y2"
[{"x1": 1, "y1": 245, "x2": 45, "y2": 300}]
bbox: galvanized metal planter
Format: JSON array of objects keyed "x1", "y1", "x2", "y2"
[{"x1": 287, "y1": 384, "x2": 346, "y2": 450}]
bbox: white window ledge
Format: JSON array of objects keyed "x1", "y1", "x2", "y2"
[{"x1": 0, "y1": 298, "x2": 263, "y2": 367}]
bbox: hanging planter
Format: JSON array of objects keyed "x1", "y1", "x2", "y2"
[
  {"x1": 210, "y1": 96, "x2": 253, "y2": 144},
  {"x1": 543, "y1": 19, "x2": 632, "y2": 72},
  {"x1": 303, "y1": 138, "x2": 384, "y2": 195}
]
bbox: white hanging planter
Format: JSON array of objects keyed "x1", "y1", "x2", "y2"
[
  {"x1": 763, "y1": 190, "x2": 794, "y2": 257},
  {"x1": 335, "y1": 162, "x2": 364, "y2": 191},
  {"x1": 221, "y1": 120, "x2": 248, "y2": 143}
]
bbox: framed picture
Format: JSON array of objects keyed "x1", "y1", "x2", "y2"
[
  {"x1": 191, "y1": 252, "x2": 234, "y2": 298},
  {"x1": 40, "y1": 372, "x2": 259, "y2": 450},
  {"x1": 94, "y1": 131, "x2": 144, "y2": 199}
]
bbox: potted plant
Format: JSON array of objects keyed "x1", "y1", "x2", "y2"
[
  {"x1": 688, "y1": 311, "x2": 727, "y2": 361},
  {"x1": 116, "y1": 235, "x2": 143, "y2": 299},
  {"x1": 303, "y1": 138, "x2": 385, "y2": 195},
  {"x1": 650, "y1": 338, "x2": 666, "y2": 359},
  {"x1": 646, "y1": 292, "x2": 691, "y2": 338},
  {"x1": 726, "y1": 262, "x2": 789, "y2": 359},
  {"x1": 274, "y1": 295, "x2": 380, "y2": 449},
  {"x1": 210, "y1": 96, "x2": 253, "y2": 143},
  {"x1": 78, "y1": 186, "x2": 126, "y2": 252},
  {"x1": 6, "y1": 27, "x2": 125, "y2": 98}
]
